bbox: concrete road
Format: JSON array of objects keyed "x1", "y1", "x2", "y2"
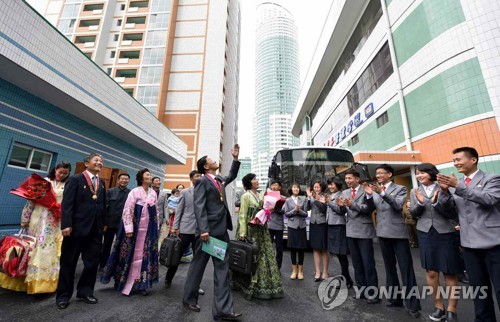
[{"x1": 1, "y1": 229, "x2": 499, "y2": 321}]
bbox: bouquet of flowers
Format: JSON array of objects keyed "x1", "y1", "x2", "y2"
[
  {"x1": 248, "y1": 191, "x2": 284, "y2": 227},
  {"x1": 10, "y1": 173, "x2": 61, "y2": 222}
]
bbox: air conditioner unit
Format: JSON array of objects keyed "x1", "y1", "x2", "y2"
[
  {"x1": 118, "y1": 58, "x2": 129, "y2": 64},
  {"x1": 122, "y1": 40, "x2": 133, "y2": 46},
  {"x1": 115, "y1": 77, "x2": 126, "y2": 83},
  {"x1": 93, "y1": 9, "x2": 103, "y2": 14},
  {"x1": 84, "y1": 42, "x2": 95, "y2": 48},
  {"x1": 125, "y1": 23, "x2": 135, "y2": 29},
  {"x1": 88, "y1": 25, "x2": 99, "y2": 31},
  {"x1": 128, "y1": 7, "x2": 139, "y2": 12}
]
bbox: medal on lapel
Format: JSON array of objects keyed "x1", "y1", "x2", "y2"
[
  {"x1": 83, "y1": 171, "x2": 99, "y2": 201},
  {"x1": 207, "y1": 175, "x2": 223, "y2": 202}
]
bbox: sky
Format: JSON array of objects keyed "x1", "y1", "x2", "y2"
[
  {"x1": 25, "y1": 0, "x2": 332, "y2": 158},
  {"x1": 237, "y1": 0, "x2": 332, "y2": 157}
]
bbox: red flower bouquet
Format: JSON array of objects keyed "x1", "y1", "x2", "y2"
[{"x1": 10, "y1": 173, "x2": 61, "y2": 222}]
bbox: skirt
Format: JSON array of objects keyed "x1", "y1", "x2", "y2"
[
  {"x1": 327, "y1": 225, "x2": 349, "y2": 255},
  {"x1": 418, "y1": 227, "x2": 462, "y2": 274},
  {"x1": 309, "y1": 223, "x2": 328, "y2": 251},
  {"x1": 288, "y1": 227, "x2": 307, "y2": 249}
]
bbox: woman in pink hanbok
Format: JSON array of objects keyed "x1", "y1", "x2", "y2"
[{"x1": 100, "y1": 168, "x2": 159, "y2": 295}]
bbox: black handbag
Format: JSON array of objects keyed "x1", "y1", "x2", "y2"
[
  {"x1": 159, "y1": 234, "x2": 182, "y2": 267},
  {"x1": 228, "y1": 239, "x2": 259, "y2": 276}
]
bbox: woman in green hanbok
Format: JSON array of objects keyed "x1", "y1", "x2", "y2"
[{"x1": 232, "y1": 173, "x2": 284, "y2": 300}]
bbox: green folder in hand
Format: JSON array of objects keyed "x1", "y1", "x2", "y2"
[{"x1": 201, "y1": 236, "x2": 228, "y2": 260}]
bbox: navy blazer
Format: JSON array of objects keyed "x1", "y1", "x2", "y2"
[{"x1": 61, "y1": 173, "x2": 106, "y2": 237}]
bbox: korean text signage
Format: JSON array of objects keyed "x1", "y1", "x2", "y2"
[{"x1": 325, "y1": 103, "x2": 374, "y2": 146}]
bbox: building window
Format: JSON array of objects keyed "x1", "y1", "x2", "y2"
[
  {"x1": 145, "y1": 30, "x2": 167, "y2": 46},
  {"x1": 60, "y1": 4, "x2": 80, "y2": 18},
  {"x1": 106, "y1": 68, "x2": 112, "y2": 75},
  {"x1": 376, "y1": 112, "x2": 389, "y2": 128},
  {"x1": 110, "y1": 51, "x2": 116, "y2": 58},
  {"x1": 350, "y1": 134, "x2": 359, "y2": 146},
  {"x1": 142, "y1": 48, "x2": 164, "y2": 64},
  {"x1": 136, "y1": 86, "x2": 159, "y2": 105},
  {"x1": 114, "y1": 34, "x2": 119, "y2": 41},
  {"x1": 58, "y1": 19, "x2": 77, "y2": 34},
  {"x1": 150, "y1": 0, "x2": 171, "y2": 13},
  {"x1": 117, "y1": 19, "x2": 122, "y2": 26},
  {"x1": 8, "y1": 143, "x2": 53, "y2": 172},
  {"x1": 120, "y1": 3, "x2": 126, "y2": 10},
  {"x1": 148, "y1": 13, "x2": 169, "y2": 29},
  {"x1": 83, "y1": 52, "x2": 92, "y2": 59},
  {"x1": 139, "y1": 66, "x2": 162, "y2": 84},
  {"x1": 124, "y1": 88, "x2": 134, "y2": 96},
  {"x1": 346, "y1": 42, "x2": 393, "y2": 115}
]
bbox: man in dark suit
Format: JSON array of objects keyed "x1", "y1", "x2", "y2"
[
  {"x1": 99, "y1": 173, "x2": 130, "y2": 270},
  {"x1": 364, "y1": 164, "x2": 421, "y2": 318},
  {"x1": 56, "y1": 153, "x2": 106, "y2": 309},
  {"x1": 437, "y1": 147, "x2": 500, "y2": 322},
  {"x1": 183, "y1": 144, "x2": 242, "y2": 321}
]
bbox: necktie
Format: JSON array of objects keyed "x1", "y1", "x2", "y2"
[
  {"x1": 382, "y1": 185, "x2": 386, "y2": 192},
  {"x1": 465, "y1": 177, "x2": 471, "y2": 187},
  {"x1": 351, "y1": 188, "x2": 356, "y2": 199},
  {"x1": 92, "y1": 176, "x2": 96, "y2": 190}
]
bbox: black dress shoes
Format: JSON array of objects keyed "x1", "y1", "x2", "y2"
[
  {"x1": 56, "y1": 301, "x2": 69, "y2": 309},
  {"x1": 198, "y1": 288, "x2": 205, "y2": 295},
  {"x1": 183, "y1": 302, "x2": 201, "y2": 312},
  {"x1": 386, "y1": 301, "x2": 403, "y2": 307},
  {"x1": 76, "y1": 295, "x2": 98, "y2": 304},
  {"x1": 429, "y1": 307, "x2": 446, "y2": 321},
  {"x1": 213, "y1": 312, "x2": 243, "y2": 321}
]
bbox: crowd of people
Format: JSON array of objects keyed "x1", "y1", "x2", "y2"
[{"x1": 0, "y1": 146, "x2": 499, "y2": 322}]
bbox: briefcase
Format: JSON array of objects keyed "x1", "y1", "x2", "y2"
[
  {"x1": 159, "y1": 235, "x2": 182, "y2": 267},
  {"x1": 228, "y1": 239, "x2": 259, "y2": 276}
]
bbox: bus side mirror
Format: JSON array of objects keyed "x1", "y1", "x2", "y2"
[{"x1": 352, "y1": 162, "x2": 372, "y2": 182}]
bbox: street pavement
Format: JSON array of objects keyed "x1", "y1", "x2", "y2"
[{"x1": 1, "y1": 219, "x2": 499, "y2": 321}]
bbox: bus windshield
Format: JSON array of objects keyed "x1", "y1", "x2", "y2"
[{"x1": 268, "y1": 147, "x2": 367, "y2": 194}]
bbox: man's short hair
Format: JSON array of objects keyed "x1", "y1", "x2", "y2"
[
  {"x1": 344, "y1": 168, "x2": 360, "y2": 178},
  {"x1": 84, "y1": 153, "x2": 102, "y2": 163},
  {"x1": 375, "y1": 164, "x2": 394, "y2": 176},
  {"x1": 152, "y1": 176, "x2": 161, "y2": 182},
  {"x1": 452, "y1": 147, "x2": 479, "y2": 165},
  {"x1": 189, "y1": 170, "x2": 200, "y2": 179},
  {"x1": 197, "y1": 156, "x2": 208, "y2": 174},
  {"x1": 118, "y1": 173, "x2": 130, "y2": 179}
]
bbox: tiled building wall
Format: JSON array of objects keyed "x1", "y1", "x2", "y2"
[{"x1": 0, "y1": 79, "x2": 165, "y2": 233}]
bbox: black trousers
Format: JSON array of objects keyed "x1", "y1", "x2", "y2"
[
  {"x1": 336, "y1": 254, "x2": 353, "y2": 285},
  {"x1": 269, "y1": 229, "x2": 284, "y2": 269},
  {"x1": 463, "y1": 245, "x2": 500, "y2": 322},
  {"x1": 348, "y1": 237, "x2": 378, "y2": 296},
  {"x1": 183, "y1": 232, "x2": 234, "y2": 317},
  {"x1": 99, "y1": 227, "x2": 118, "y2": 268},
  {"x1": 165, "y1": 233, "x2": 198, "y2": 282},
  {"x1": 378, "y1": 237, "x2": 421, "y2": 311},
  {"x1": 56, "y1": 226, "x2": 102, "y2": 302}
]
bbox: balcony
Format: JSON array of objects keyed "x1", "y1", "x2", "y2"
[
  {"x1": 128, "y1": 1, "x2": 149, "y2": 13},
  {"x1": 115, "y1": 69, "x2": 138, "y2": 84},
  {"x1": 118, "y1": 50, "x2": 141, "y2": 65},
  {"x1": 77, "y1": 19, "x2": 100, "y2": 32},
  {"x1": 82, "y1": 3, "x2": 104, "y2": 16},
  {"x1": 125, "y1": 16, "x2": 146, "y2": 29},
  {"x1": 121, "y1": 33, "x2": 144, "y2": 47},
  {"x1": 74, "y1": 35, "x2": 96, "y2": 49}
]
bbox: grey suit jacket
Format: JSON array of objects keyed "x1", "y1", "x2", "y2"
[
  {"x1": 194, "y1": 160, "x2": 240, "y2": 237},
  {"x1": 327, "y1": 191, "x2": 346, "y2": 225},
  {"x1": 173, "y1": 186, "x2": 197, "y2": 234},
  {"x1": 367, "y1": 182, "x2": 408, "y2": 239},
  {"x1": 157, "y1": 190, "x2": 168, "y2": 221},
  {"x1": 410, "y1": 185, "x2": 455, "y2": 234},
  {"x1": 268, "y1": 202, "x2": 285, "y2": 230},
  {"x1": 340, "y1": 186, "x2": 376, "y2": 239},
  {"x1": 304, "y1": 196, "x2": 327, "y2": 224},
  {"x1": 283, "y1": 197, "x2": 308, "y2": 229},
  {"x1": 437, "y1": 170, "x2": 500, "y2": 249}
]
